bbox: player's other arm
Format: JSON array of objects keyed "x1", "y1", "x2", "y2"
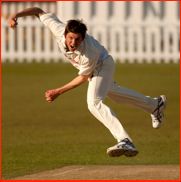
[
  {"x1": 8, "y1": 7, "x2": 45, "y2": 30},
  {"x1": 45, "y1": 73, "x2": 92, "y2": 103}
]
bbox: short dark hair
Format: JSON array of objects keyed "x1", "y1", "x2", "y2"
[{"x1": 64, "y1": 19, "x2": 87, "y2": 40}]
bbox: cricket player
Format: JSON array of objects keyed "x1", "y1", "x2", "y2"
[{"x1": 8, "y1": 7, "x2": 167, "y2": 157}]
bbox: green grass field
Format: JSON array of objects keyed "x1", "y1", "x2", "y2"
[{"x1": 1, "y1": 62, "x2": 180, "y2": 179}]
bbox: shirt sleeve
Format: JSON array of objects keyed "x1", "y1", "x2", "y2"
[
  {"x1": 39, "y1": 13, "x2": 65, "y2": 41},
  {"x1": 78, "y1": 56, "x2": 98, "y2": 75}
]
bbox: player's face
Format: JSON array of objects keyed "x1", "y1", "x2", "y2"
[{"x1": 64, "y1": 32, "x2": 83, "y2": 52}]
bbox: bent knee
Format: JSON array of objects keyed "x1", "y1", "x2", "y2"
[{"x1": 87, "y1": 100, "x2": 102, "y2": 112}]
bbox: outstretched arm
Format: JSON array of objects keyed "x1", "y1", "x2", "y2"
[
  {"x1": 8, "y1": 7, "x2": 46, "y2": 30},
  {"x1": 45, "y1": 73, "x2": 92, "y2": 103}
]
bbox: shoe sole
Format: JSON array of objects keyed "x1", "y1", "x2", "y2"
[
  {"x1": 152, "y1": 95, "x2": 167, "y2": 129},
  {"x1": 107, "y1": 148, "x2": 139, "y2": 157},
  {"x1": 160, "y1": 95, "x2": 167, "y2": 110}
]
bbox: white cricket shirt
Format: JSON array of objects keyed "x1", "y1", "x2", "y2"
[{"x1": 40, "y1": 13, "x2": 108, "y2": 75}]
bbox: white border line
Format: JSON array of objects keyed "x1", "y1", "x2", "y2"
[{"x1": 53, "y1": 168, "x2": 84, "y2": 176}]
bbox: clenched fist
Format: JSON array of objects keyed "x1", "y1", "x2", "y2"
[
  {"x1": 8, "y1": 15, "x2": 18, "y2": 30},
  {"x1": 45, "y1": 89, "x2": 60, "y2": 103}
]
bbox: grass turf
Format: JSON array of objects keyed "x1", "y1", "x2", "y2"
[{"x1": 1, "y1": 62, "x2": 180, "y2": 179}]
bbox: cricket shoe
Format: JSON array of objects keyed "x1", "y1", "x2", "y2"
[
  {"x1": 107, "y1": 138, "x2": 139, "y2": 157},
  {"x1": 151, "y1": 95, "x2": 167, "y2": 129}
]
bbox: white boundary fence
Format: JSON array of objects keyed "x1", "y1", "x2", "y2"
[{"x1": 1, "y1": 1, "x2": 180, "y2": 63}]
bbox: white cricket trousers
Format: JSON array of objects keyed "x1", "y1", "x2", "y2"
[{"x1": 87, "y1": 55, "x2": 158, "y2": 142}]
